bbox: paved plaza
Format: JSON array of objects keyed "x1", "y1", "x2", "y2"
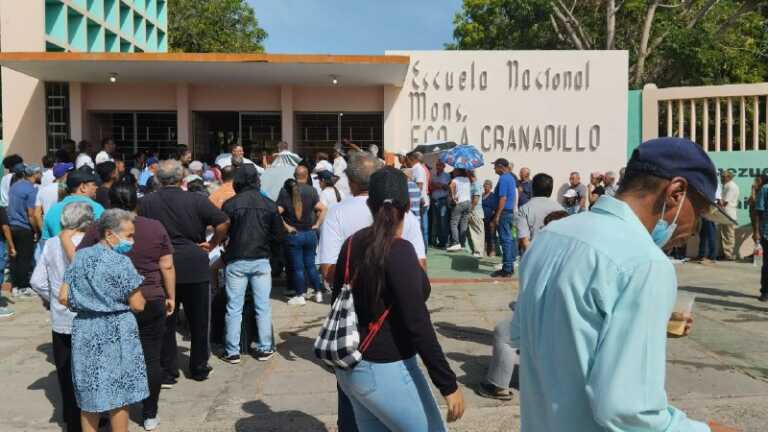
[{"x1": 1, "y1": 250, "x2": 767, "y2": 431}]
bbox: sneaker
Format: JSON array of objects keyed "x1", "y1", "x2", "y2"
[
  {"x1": 490, "y1": 270, "x2": 513, "y2": 278},
  {"x1": 476, "y1": 382, "x2": 513, "y2": 401},
  {"x1": 160, "y1": 377, "x2": 177, "y2": 389},
  {"x1": 22, "y1": 288, "x2": 36, "y2": 297},
  {"x1": 254, "y1": 349, "x2": 276, "y2": 361},
  {"x1": 287, "y1": 296, "x2": 306, "y2": 306},
  {"x1": 219, "y1": 353, "x2": 241, "y2": 364},
  {"x1": 314, "y1": 290, "x2": 324, "y2": 303},
  {"x1": 11, "y1": 287, "x2": 20, "y2": 297},
  {"x1": 472, "y1": 252, "x2": 482, "y2": 258},
  {"x1": 0, "y1": 306, "x2": 14, "y2": 318},
  {"x1": 446, "y1": 244, "x2": 462, "y2": 252},
  {"x1": 143, "y1": 417, "x2": 160, "y2": 431}
]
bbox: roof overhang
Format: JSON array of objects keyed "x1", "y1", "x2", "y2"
[{"x1": 0, "y1": 52, "x2": 410, "y2": 86}]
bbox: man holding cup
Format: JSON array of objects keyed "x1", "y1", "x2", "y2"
[{"x1": 509, "y1": 138, "x2": 737, "y2": 432}]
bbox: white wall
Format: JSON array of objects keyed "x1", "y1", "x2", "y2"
[{"x1": 385, "y1": 50, "x2": 629, "y2": 191}]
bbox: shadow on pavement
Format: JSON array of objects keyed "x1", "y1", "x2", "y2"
[
  {"x1": 235, "y1": 400, "x2": 328, "y2": 431},
  {"x1": 445, "y1": 351, "x2": 492, "y2": 388},
  {"x1": 277, "y1": 327, "x2": 333, "y2": 375},
  {"x1": 433, "y1": 321, "x2": 494, "y2": 345},
  {"x1": 28, "y1": 343, "x2": 62, "y2": 426},
  {"x1": 679, "y1": 286, "x2": 759, "y2": 300},
  {"x1": 448, "y1": 255, "x2": 491, "y2": 275},
  {"x1": 668, "y1": 359, "x2": 768, "y2": 380},
  {"x1": 694, "y1": 297, "x2": 768, "y2": 314}
]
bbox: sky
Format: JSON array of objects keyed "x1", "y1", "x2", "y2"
[{"x1": 249, "y1": 0, "x2": 464, "y2": 54}]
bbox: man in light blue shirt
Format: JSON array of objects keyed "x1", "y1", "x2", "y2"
[
  {"x1": 42, "y1": 168, "x2": 104, "y2": 242},
  {"x1": 511, "y1": 138, "x2": 736, "y2": 432}
]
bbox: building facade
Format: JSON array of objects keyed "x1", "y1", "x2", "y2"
[{"x1": 0, "y1": 0, "x2": 167, "y2": 162}]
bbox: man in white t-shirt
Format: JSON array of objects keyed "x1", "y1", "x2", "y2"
[
  {"x1": 1, "y1": 154, "x2": 24, "y2": 207},
  {"x1": 318, "y1": 149, "x2": 425, "y2": 432},
  {"x1": 406, "y1": 151, "x2": 429, "y2": 252},
  {"x1": 94, "y1": 138, "x2": 116, "y2": 165},
  {"x1": 75, "y1": 140, "x2": 95, "y2": 169}
]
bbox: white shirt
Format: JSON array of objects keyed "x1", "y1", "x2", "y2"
[
  {"x1": 411, "y1": 162, "x2": 429, "y2": 208},
  {"x1": 30, "y1": 234, "x2": 83, "y2": 334},
  {"x1": 320, "y1": 186, "x2": 344, "y2": 208},
  {"x1": 94, "y1": 150, "x2": 114, "y2": 165},
  {"x1": 333, "y1": 156, "x2": 347, "y2": 176},
  {"x1": 452, "y1": 176, "x2": 472, "y2": 203},
  {"x1": 41, "y1": 169, "x2": 55, "y2": 187},
  {"x1": 216, "y1": 155, "x2": 264, "y2": 173},
  {"x1": 75, "y1": 153, "x2": 94, "y2": 169},
  {"x1": 319, "y1": 195, "x2": 425, "y2": 265},
  {"x1": 35, "y1": 182, "x2": 60, "y2": 214},
  {"x1": 0, "y1": 173, "x2": 13, "y2": 207},
  {"x1": 721, "y1": 180, "x2": 740, "y2": 219}
]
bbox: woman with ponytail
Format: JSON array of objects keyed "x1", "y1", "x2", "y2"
[
  {"x1": 277, "y1": 167, "x2": 327, "y2": 306},
  {"x1": 332, "y1": 166, "x2": 464, "y2": 431}
]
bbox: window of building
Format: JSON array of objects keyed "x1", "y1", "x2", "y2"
[
  {"x1": 295, "y1": 112, "x2": 383, "y2": 157},
  {"x1": 46, "y1": 82, "x2": 71, "y2": 155},
  {"x1": 90, "y1": 111, "x2": 177, "y2": 158}
]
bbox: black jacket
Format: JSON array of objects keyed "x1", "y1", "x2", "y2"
[{"x1": 221, "y1": 189, "x2": 285, "y2": 262}]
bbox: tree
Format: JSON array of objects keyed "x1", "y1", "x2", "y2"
[
  {"x1": 169, "y1": 0, "x2": 267, "y2": 53},
  {"x1": 448, "y1": 0, "x2": 768, "y2": 88}
]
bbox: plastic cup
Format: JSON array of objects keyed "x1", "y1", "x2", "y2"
[{"x1": 667, "y1": 293, "x2": 695, "y2": 336}]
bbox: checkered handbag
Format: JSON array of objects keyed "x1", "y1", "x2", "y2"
[{"x1": 314, "y1": 239, "x2": 390, "y2": 369}]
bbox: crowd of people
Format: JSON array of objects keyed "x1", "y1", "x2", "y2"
[{"x1": 0, "y1": 134, "x2": 750, "y2": 432}]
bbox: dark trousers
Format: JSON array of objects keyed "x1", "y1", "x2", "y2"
[
  {"x1": 135, "y1": 299, "x2": 166, "y2": 419},
  {"x1": 698, "y1": 220, "x2": 717, "y2": 259},
  {"x1": 10, "y1": 227, "x2": 34, "y2": 287},
  {"x1": 162, "y1": 282, "x2": 210, "y2": 379},
  {"x1": 52, "y1": 331, "x2": 81, "y2": 432},
  {"x1": 337, "y1": 385, "x2": 359, "y2": 432},
  {"x1": 761, "y1": 238, "x2": 768, "y2": 297}
]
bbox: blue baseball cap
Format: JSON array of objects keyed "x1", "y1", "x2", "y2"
[
  {"x1": 626, "y1": 137, "x2": 735, "y2": 225},
  {"x1": 53, "y1": 162, "x2": 74, "y2": 179},
  {"x1": 146, "y1": 157, "x2": 159, "y2": 166}
]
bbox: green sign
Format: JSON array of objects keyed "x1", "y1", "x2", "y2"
[{"x1": 708, "y1": 151, "x2": 768, "y2": 226}]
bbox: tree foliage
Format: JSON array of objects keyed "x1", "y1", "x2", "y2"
[
  {"x1": 169, "y1": 0, "x2": 267, "y2": 53},
  {"x1": 448, "y1": 0, "x2": 768, "y2": 88}
]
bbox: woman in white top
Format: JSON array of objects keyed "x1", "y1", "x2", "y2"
[
  {"x1": 447, "y1": 169, "x2": 472, "y2": 252},
  {"x1": 317, "y1": 170, "x2": 344, "y2": 208},
  {"x1": 30, "y1": 201, "x2": 94, "y2": 432}
]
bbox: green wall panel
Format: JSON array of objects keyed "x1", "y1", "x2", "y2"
[
  {"x1": 627, "y1": 90, "x2": 642, "y2": 158},
  {"x1": 45, "y1": 1, "x2": 67, "y2": 44}
]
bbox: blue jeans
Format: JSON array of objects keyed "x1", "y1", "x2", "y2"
[
  {"x1": 431, "y1": 197, "x2": 449, "y2": 247},
  {"x1": 698, "y1": 220, "x2": 717, "y2": 260},
  {"x1": 497, "y1": 210, "x2": 516, "y2": 273},
  {"x1": 285, "y1": 230, "x2": 323, "y2": 296},
  {"x1": 420, "y1": 208, "x2": 429, "y2": 253},
  {"x1": 335, "y1": 356, "x2": 446, "y2": 432},
  {"x1": 224, "y1": 259, "x2": 273, "y2": 355}
]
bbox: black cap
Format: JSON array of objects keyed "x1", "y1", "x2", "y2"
[
  {"x1": 368, "y1": 166, "x2": 409, "y2": 211},
  {"x1": 627, "y1": 137, "x2": 735, "y2": 225},
  {"x1": 66, "y1": 167, "x2": 98, "y2": 191},
  {"x1": 316, "y1": 170, "x2": 334, "y2": 183},
  {"x1": 493, "y1": 158, "x2": 510, "y2": 167}
]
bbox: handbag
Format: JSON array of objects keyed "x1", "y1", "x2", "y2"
[{"x1": 314, "y1": 238, "x2": 390, "y2": 369}]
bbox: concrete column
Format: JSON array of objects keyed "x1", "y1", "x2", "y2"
[
  {"x1": 383, "y1": 85, "x2": 400, "y2": 153},
  {"x1": 69, "y1": 82, "x2": 84, "y2": 142},
  {"x1": 641, "y1": 84, "x2": 659, "y2": 141},
  {"x1": 281, "y1": 85, "x2": 294, "y2": 150},
  {"x1": 176, "y1": 83, "x2": 191, "y2": 147}
]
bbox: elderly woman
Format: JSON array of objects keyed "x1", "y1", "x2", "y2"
[
  {"x1": 58, "y1": 209, "x2": 147, "y2": 432},
  {"x1": 30, "y1": 202, "x2": 94, "y2": 432}
]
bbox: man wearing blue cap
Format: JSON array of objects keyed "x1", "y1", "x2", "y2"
[
  {"x1": 139, "y1": 157, "x2": 160, "y2": 188},
  {"x1": 8, "y1": 163, "x2": 42, "y2": 296},
  {"x1": 510, "y1": 137, "x2": 736, "y2": 432}
]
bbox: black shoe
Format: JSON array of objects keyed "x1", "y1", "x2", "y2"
[
  {"x1": 476, "y1": 382, "x2": 513, "y2": 401},
  {"x1": 254, "y1": 349, "x2": 276, "y2": 361},
  {"x1": 759, "y1": 295, "x2": 768, "y2": 302},
  {"x1": 219, "y1": 353, "x2": 241, "y2": 364},
  {"x1": 490, "y1": 270, "x2": 513, "y2": 278},
  {"x1": 191, "y1": 365, "x2": 213, "y2": 381}
]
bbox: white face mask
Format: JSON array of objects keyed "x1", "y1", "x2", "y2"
[{"x1": 650, "y1": 191, "x2": 686, "y2": 248}]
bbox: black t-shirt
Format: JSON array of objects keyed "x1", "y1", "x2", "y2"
[
  {"x1": 0, "y1": 207, "x2": 9, "y2": 226},
  {"x1": 590, "y1": 185, "x2": 605, "y2": 209},
  {"x1": 95, "y1": 186, "x2": 111, "y2": 209},
  {"x1": 277, "y1": 184, "x2": 319, "y2": 231},
  {"x1": 333, "y1": 233, "x2": 458, "y2": 397},
  {"x1": 138, "y1": 187, "x2": 228, "y2": 284}
]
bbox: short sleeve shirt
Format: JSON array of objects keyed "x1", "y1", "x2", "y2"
[
  {"x1": 42, "y1": 195, "x2": 105, "y2": 241},
  {"x1": 8, "y1": 179, "x2": 38, "y2": 229},
  {"x1": 515, "y1": 197, "x2": 565, "y2": 241},
  {"x1": 277, "y1": 184, "x2": 320, "y2": 231},
  {"x1": 79, "y1": 216, "x2": 173, "y2": 300},
  {"x1": 495, "y1": 173, "x2": 517, "y2": 211},
  {"x1": 138, "y1": 187, "x2": 228, "y2": 284},
  {"x1": 35, "y1": 182, "x2": 60, "y2": 214},
  {"x1": 412, "y1": 163, "x2": 429, "y2": 208}
]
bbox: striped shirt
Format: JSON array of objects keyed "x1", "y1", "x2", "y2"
[{"x1": 408, "y1": 180, "x2": 421, "y2": 217}]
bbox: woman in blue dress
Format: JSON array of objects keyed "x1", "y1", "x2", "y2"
[{"x1": 59, "y1": 208, "x2": 148, "y2": 432}]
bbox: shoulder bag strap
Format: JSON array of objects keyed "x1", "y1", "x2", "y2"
[{"x1": 343, "y1": 237, "x2": 353, "y2": 284}]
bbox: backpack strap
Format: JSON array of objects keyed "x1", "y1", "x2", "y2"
[{"x1": 343, "y1": 237, "x2": 353, "y2": 284}]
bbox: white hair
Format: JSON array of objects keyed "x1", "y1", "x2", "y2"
[{"x1": 60, "y1": 202, "x2": 94, "y2": 231}]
